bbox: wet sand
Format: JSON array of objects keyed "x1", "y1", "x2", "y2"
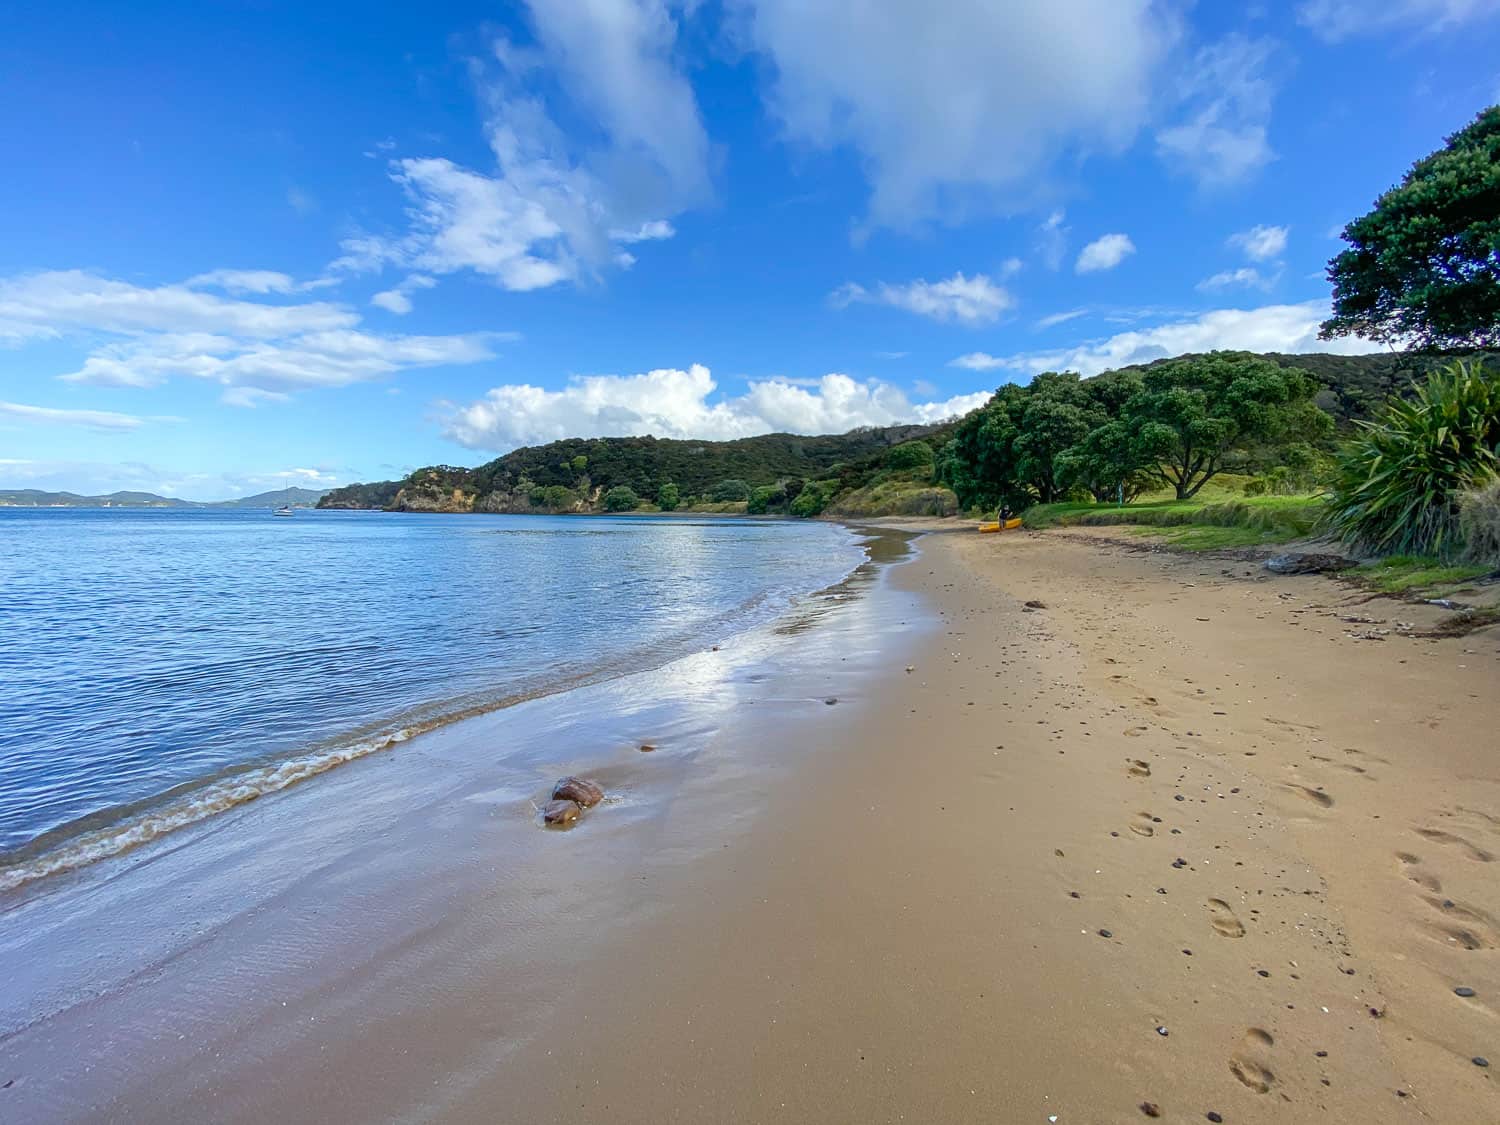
[{"x1": 4, "y1": 526, "x2": 1499, "y2": 1122}]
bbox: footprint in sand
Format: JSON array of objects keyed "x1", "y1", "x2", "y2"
[
  {"x1": 1129, "y1": 813, "x2": 1157, "y2": 838},
  {"x1": 1423, "y1": 895, "x2": 1500, "y2": 951},
  {"x1": 1415, "y1": 828, "x2": 1494, "y2": 862},
  {"x1": 1396, "y1": 852, "x2": 1444, "y2": 893},
  {"x1": 1127, "y1": 759, "x2": 1152, "y2": 778},
  {"x1": 1283, "y1": 783, "x2": 1334, "y2": 809},
  {"x1": 1229, "y1": 1028, "x2": 1276, "y2": 1093},
  {"x1": 1123, "y1": 725, "x2": 1151, "y2": 738},
  {"x1": 1207, "y1": 898, "x2": 1247, "y2": 938},
  {"x1": 1344, "y1": 747, "x2": 1390, "y2": 766}
]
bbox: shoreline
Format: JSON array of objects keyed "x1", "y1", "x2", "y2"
[
  {"x1": 4, "y1": 527, "x2": 1497, "y2": 1122},
  {"x1": 0, "y1": 517, "x2": 882, "y2": 898}
]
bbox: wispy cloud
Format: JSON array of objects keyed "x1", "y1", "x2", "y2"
[
  {"x1": 1036, "y1": 308, "x2": 1088, "y2": 329},
  {"x1": 1156, "y1": 35, "x2": 1278, "y2": 187},
  {"x1": 0, "y1": 270, "x2": 506, "y2": 402},
  {"x1": 831, "y1": 272, "x2": 1014, "y2": 325},
  {"x1": 1297, "y1": 0, "x2": 1500, "y2": 41},
  {"x1": 950, "y1": 300, "x2": 1378, "y2": 377},
  {"x1": 0, "y1": 400, "x2": 159, "y2": 432}
]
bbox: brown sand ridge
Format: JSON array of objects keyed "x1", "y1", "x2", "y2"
[{"x1": 5, "y1": 524, "x2": 1498, "y2": 1123}]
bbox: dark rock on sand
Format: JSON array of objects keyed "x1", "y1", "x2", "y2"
[
  {"x1": 1264, "y1": 553, "x2": 1356, "y2": 576},
  {"x1": 552, "y1": 776, "x2": 604, "y2": 808},
  {"x1": 1024, "y1": 599, "x2": 1047, "y2": 609},
  {"x1": 542, "y1": 799, "x2": 582, "y2": 827},
  {"x1": 1456, "y1": 986, "x2": 1477, "y2": 998}
]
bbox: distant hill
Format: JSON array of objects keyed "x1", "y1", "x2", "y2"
[
  {"x1": 318, "y1": 423, "x2": 947, "y2": 513},
  {"x1": 0, "y1": 486, "x2": 329, "y2": 508},
  {"x1": 213, "y1": 487, "x2": 329, "y2": 509},
  {"x1": 0, "y1": 489, "x2": 196, "y2": 508}
]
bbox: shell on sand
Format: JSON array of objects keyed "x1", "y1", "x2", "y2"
[
  {"x1": 552, "y1": 776, "x2": 604, "y2": 808},
  {"x1": 542, "y1": 799, "x2": 582, "y2": 827}
]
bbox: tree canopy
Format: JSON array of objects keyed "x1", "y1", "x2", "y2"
[{"x1": 1322, "y1": 106, "x2": 1500, "y2": 349}]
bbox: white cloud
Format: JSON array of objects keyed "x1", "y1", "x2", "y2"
[
  {"x1": 1298, "y1": 0, "x2": 1500, "y2": 40},
  {"x1": 735, "y1": 0, "x2": 1174, "y2": 228},
  {"x1": 339, "y1": 0, "x2": 708, "y2": 291},
  {"x1": 0, "y1": 270, "x2": 354, "y2": 340},
  {"x1": 1156, "y1": 35, "x2": 1277, "y2": 187},
  {"x1": 1197, "y1": 267, "x2": 1276, "y2": 292},
  {"x1": 1230, "y1": 224, "x2": 1288, "y2": 261},
  {"x1": 1036, "y1": 210, "x2": 1071, "y2": 271},
  {"x1": 953, "y1": 301, "x2": 1379, "y2": 377},
  {"x1": 832, "y1": 272, "x2": 1014, "y2": 325},
  {"x1": 610, "y1": 219, "x2": 677, "y2": 243},
  {"x1": 1037, "y1": 309, "x2": 1088, "y2": 329},
  {"x1": 185, "y1": 269, "x2": 338, "y2": 295},
  {"x1": 1075, "y1": 233, "x2": 1136, "y2": 274},
  {"x1": 371, "y1": 274, "x2": 438, "y2": 315},
  {"x1": 0, "y1": 401, "x2": 153, "y2": 432},
  {"x1": 0, "y1": 270, "x2": 504, "y2": 400},
  {"x1": 443, "y1": 364, "x2": 989, "y2": 451}
]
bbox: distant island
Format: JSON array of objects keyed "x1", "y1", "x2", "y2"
[
  {"x1": 318, "y1": 351, "x2": 1450, "y2": 520},
  {"x1": 0, "y1": 486, "x2": 330, "y2": 509}
]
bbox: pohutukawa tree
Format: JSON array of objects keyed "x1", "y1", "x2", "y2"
[
  {"x1": 1119, "y1": 352, "x2": 1330, "y2": 500},
  {"x1": 1322, "y1": 106, "x2": 1500, "y2": 349}
]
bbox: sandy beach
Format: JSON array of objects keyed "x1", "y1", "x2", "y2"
[{"x1": 4, "y1": 525, "x2": 1498, "y2": 1123}]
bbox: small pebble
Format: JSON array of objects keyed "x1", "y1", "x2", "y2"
[
  {"x1": 1475, "y1": 1057, "x2": 1490, "y2": 1068},
  {"x1": 1140, "y1": 1103, "x2": 1161, "y2": 1118},
  {"x1": 1099, "y1": 929, "x2": 1113, "y2": 938},
  {"x1": 1207, "y1": 1114, "x2": 1223, "y2": 1123},
  {"x1": 1456, "y1": 986, "x2": 1477, "y2": 998},
  {"x1": 1069, "y1": 891, "x2": 1081, "y2": 898},
  {"x1": 824, "y1": 697, "x2": 838, "y2": 706},
  {"x1": 1155, "y1": 1026, "x2": 1169, "y2": 1036},
  {"x1": 1257, "y1": 970, "x2": 1270, "y2": 978},
  {"x1": 1315, "y1": 1050, "x2": 1328, "y2": 1058},
  {"x1": 1175, "y1": 794, "x2": 1185, "y2": 802}
]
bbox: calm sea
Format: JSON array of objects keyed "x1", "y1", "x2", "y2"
[{"x1": 0, "y1": 509, "x2": 866, "y2": 867}]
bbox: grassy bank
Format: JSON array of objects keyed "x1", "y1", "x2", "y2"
[{"x1": 1023, "y1": 486, "x2": 1324, "y2": 551}]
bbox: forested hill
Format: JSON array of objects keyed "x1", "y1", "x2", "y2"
[
  {"x1": 319, "y1": 423, "x2": 944, "y2": 512},
  {"x1": 317, "y1": 349, "x2": 1486, "y2": 514}
]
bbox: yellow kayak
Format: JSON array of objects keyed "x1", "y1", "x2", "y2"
[{"x1": 978, "y1": 518, "x2": 1023, "y2": 533}]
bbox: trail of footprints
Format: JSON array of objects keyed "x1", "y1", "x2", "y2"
[{"x1": 1400, "y1": 815, "x2": 1500, "y2": 950}]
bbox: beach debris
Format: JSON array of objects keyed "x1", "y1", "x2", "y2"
[
  {"x1": 639, "y1": 743, "x2": 656, "y2": 753},
  {"x1": 824, "y1": 697, "x2": 839, "y2": 705},
  {"x1": 1140, "y1": 1103, "x2": 1162, "y2": 1118},
  {"x1": 552, "y1": 777, "x2": 604, "y2": 808},
  {"x1": 1456, "y1": 986, "x2": 1477, "y2": 997},
  {"x1": 1024, "y1": 599, "x2": 1047, "y2": 609},
  {"x1": 1206, "y1": 1114, "x2": 1223, "y2": 1123},
  {"x1": 1475, "y1": 1057, "x2": 1490, "y2": 1068},
  {"x1": 1098, "y1": 928, "x2": 1113, "y2": 938},
  {"x1": 1155, "y1": 1026, "x2": 1169, "y2": 1036},
  {"x1": 541, "y1": 799, "x2": 582, "y2": 828},
  {"x1": 1264, "y1": 553, "x2": 1357, "y2": 575}
]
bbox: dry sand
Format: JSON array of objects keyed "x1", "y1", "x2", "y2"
[{"x1": 5, "y1": 526, "x2": 1499, "y2": 1123}]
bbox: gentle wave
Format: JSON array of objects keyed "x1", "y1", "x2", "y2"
[{"x1": 0, "y1": 525, "x2": 875, "y2": 894}]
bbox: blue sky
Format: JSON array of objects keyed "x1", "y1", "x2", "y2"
[{"x1": 3, "y1": 0, "x2": 1498, "y2": 500}]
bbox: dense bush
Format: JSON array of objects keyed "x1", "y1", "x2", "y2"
[
  {"x1": 1460, "y1": 477, "x2": 1500, "y2": 565},
  {"x1": 885, "y1": 440, "x2": 935, "y2": 473},
  {"x1": 531, "y1": 485, "x2": 578, "y2": 511},
  {"x1": 656, "y1": 482, "x2": 680, "y2": 511},
  {"x1": 710, "y1": 478, "x2": 750, "y2": 502},
  {"x1": 603, "y1": 485, "x2": 641, "y2": 512},
  {"x1": 746, "y1": 484, "x2": 779, "y2": 514},
  {"x1": 1326, "y1": 360, "x2": 1500, "y2": 558},
  {"x1": 790, "y1": 481, "x2": 832, "y2": 517}
]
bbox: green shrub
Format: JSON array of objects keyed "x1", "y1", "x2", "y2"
[
  {"x1": 747, "y1": 485, "x2": 777, "y2": 514},
  {"x1": 657, "y1": 482, "x2": 680, "y2": 511},
  {"x1": 710, "y1": 478, "x2": 750, "y2": 502},
  {"x1": 533, "y1": 485, "x2": 577, "y2": 511},
  {"x1": 1326, "y1": 360, "x2": 1500, "y2": 558},
  {"x1": 885, "y1": 440, "x2": 935, "y2": 473},
  {"x1": 1460, "y1": 476, "x2": 1500, "y2": 565},
  {"x1": 603, "y1": 485, "x2": 640, "y2": 512},
  {"x1": 790, "y1": 482, "x2": 831, "y2": 517}
]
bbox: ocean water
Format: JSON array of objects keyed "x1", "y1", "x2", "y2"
[{"x1": 0, "y1": 509, "x2": 867, "y2": 870}]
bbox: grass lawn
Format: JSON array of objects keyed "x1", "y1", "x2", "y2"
[
  {"x1": 1350, "y1": 555, "x2": 1495, "y2": 597},
  {"x1": 1023, "y1": 480, "x2": 1323, "y2": 549}
]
